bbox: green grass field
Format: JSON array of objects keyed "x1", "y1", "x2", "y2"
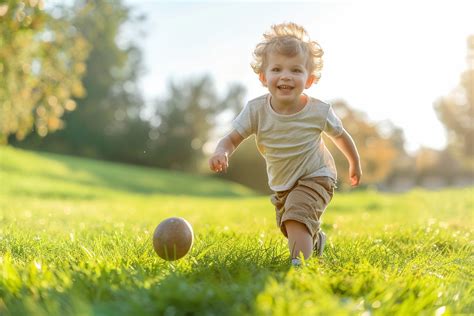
[{"x1": 0, "y1": 146, "x2": 473, "y2": 315}]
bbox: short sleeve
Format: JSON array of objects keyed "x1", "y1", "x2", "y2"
[
  {"x1": 232, "y1": 102, "x2": 255, "y2": 139},
  {"x1": 324, "y1": 105, "x2": 344, "y2": 137}
]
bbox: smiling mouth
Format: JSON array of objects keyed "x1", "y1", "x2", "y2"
[{"x1": 278, "y1": 85, "x2": 293, "y2": 90}]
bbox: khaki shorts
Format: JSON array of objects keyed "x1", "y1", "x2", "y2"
[{"x1": 270, "y1": 176, "x2": 335, "y2": 240}]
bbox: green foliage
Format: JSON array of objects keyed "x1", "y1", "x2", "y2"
[
  {"x1": 326, "y1": 101, "x2": 405, "y2": 188},
  {"x1": 0, "y1": 0, "x2": 89, "y2": 144},
  {"x1": 15, "y1": 0, "x2": 150, "y2": 165},
  {"x1": 14, "y1": 2, "x2": 246, "y2": 172},
  {"x1": 149, "y1": 76, "x2": 246, "y2": 171},
  {"x1": 0, "y1": 146, "x2": 473, "y2": 315},
  {"x1": 434, "y1": 35, "x2": 474, "y2": 168}
]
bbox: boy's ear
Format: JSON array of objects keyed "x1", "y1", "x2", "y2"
[
  {"x1": 259, "y1": 73, "x2": 267, "y2": 87},
  {"x1": 305, "y1": 74, "x2": 316, "y2": 89}
]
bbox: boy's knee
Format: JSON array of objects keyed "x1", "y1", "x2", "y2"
[{"x1": 284, "y1": 219, "x2": 310, "y2": 234}]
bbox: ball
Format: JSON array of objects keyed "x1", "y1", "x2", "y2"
[{"x1": 152, "y1": 217, "x2": 194, "y2": 261}]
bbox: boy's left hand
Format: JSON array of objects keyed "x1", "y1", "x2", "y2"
[{"x1": 349, "y1": 164, "x2": 362, "y2": 187}]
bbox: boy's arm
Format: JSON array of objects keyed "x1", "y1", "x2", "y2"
[
  {"x1": 209, "y1": 130, "x2": 244, "y2": 173},
  {"x1": 328, "y1": 129, "x2": 362, "y2": 187}
]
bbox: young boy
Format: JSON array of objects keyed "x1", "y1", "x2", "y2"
[{"x1": 209, "y1": 22, "x2": 362, "y2": 266}]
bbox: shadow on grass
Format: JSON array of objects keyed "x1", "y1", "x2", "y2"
[
  {"x1": 137, "y1": 261, "x2": 291, "y2": 315},
  {"x1": 129, "y1": 234, "x2": 292, "y2": 315}
]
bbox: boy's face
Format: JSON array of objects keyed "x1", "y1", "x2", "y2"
[{"x1": 259, "y1": 52, "x2": 315, "y2": 108}]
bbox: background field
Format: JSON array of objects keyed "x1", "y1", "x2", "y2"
[{"x1": 0, "y1": 146, "x2": 473, "y2": 315}]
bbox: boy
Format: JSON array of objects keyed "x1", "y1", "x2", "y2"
[{"x1": 209, "y1": 22, "x2": 362, "y2": 266}]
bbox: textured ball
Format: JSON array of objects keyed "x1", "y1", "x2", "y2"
[{"x1": 152, "y1": 217, "x2": 194, "y2": 261}]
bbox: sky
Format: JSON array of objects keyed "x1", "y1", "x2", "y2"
[{"x1": 129, "y1": 1, "x2": 473, "y2": 152}]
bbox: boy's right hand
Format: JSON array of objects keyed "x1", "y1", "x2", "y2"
[{"x1": 209, "y1": 152, "x2": 229, "y2": 173}]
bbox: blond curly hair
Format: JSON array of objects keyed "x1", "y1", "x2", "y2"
[{"x1": 251, "y1": 22, "x2": 324, "y2": 83}]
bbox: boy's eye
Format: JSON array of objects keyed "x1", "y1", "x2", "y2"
[
  {"x1": 293, "y1": 69, "x2": 303, "y2": 73},
  {"x1": 271, "y1": 68, "x2": 280, "y2": 72}
]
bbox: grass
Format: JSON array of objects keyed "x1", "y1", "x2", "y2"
[{"x1": 0, "y1": 146, "x2": 473, "y2": 315}]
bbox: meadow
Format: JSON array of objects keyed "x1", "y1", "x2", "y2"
[{"x1": 0, "y1": 146, "x2": 472, "y2": 315}]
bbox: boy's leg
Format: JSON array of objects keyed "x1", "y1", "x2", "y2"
[
  {"x1": 271, "y1": 177, "x2": 335, "y2": 262},
  {"x1": 284, "y1": 220, "x2": 313, "y2": 259}
]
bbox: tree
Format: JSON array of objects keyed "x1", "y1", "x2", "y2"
[
  {"x1": 434, "y1": 35, "x2": 474, "y2": 168},
  {"x1": 15, "y1": 0, "x2": 149, "y2": 165},
  {"x1": 0, "y1": 0, "x2": 89, "y2": 144},
  {"x1": 148, "y1": 76, "x2": 246, "y2": 171},
  {"x1": 414, "y1": 147, "x2": 462, "y2": 183},
  {"x1": 325, "y1": 101, "x2": 404, "y2": 188}
]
